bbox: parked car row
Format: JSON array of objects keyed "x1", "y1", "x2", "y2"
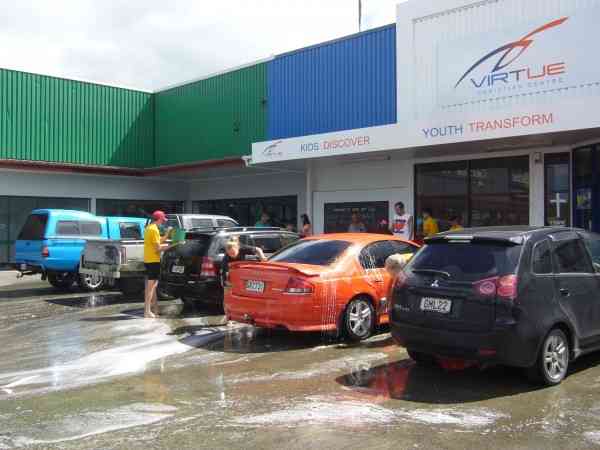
[
  {"x1": 222, "y1": 226, "x2": 600, "y2": 387},
  {"x1": 14, "y1": 211, "x2": 600, "y2": 387},
  {"x1": 13, "y1": 209, "x2": 240, "y2": 294},
  {"x1": 80, "y1": 213, "x2": 240, "y2": 296}
]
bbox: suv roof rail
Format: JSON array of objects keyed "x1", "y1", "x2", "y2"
[{"x1": 218, "y1": 226, "x2": 283, "y2": 233}]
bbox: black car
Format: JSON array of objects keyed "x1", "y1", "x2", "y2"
[
  {"x1": 390, "y1": 226, "x2": 600, "y2": 386},
  {"x1": 160, "y1": 227, "x2": 299, "y2": 309}
]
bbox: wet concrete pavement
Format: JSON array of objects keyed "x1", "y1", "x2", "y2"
[{"x1": 1, "y1": 276, "x2": 600, "y2": 449}]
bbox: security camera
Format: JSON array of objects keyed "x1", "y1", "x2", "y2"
[{"x1": 242, "y1": 155, "x2": 253, "y2": 167}]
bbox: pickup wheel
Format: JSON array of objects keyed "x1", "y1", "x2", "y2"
[
  {"x1": 77, "y1": 273, "x2": 105, "y2": 292},
  {"x1": 48, "y1": 273, "x2": 75, "y2": 290}
]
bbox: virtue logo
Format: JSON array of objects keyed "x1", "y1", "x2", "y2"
[
  {"x1": 455, "y1": 17, "x2": 569, "y2": 89},
  {"x1": 262, "y1": 140, "x2": 283, "y2": 157}
]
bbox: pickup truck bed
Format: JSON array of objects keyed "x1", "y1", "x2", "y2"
[{"x1": 80, "y1": 239, "x2": 145, "y2": 279}]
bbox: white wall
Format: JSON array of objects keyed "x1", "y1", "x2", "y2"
[{"x1": 0, "y1": 170, "x2": 189, "y2": 212}]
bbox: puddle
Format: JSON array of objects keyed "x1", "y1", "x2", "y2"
[{"x1": 228, "y1": 352, "x2": 389, "y2": 384}]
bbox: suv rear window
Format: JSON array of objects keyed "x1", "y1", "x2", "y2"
[
  {"x1": 185, "y1": 218, "x2": 214, "y2": 229},
  {"x1": 409, "y1": 242, "x2": 522, "y2": 282},
  {"x1": 252, "y1": 235, "x2": 283, "y2": 254},
  {"x1": 270, "y1": 239, "x2": 351, "y2": 266},
  {"x1": 217, "y1": 219, "x2": 237, "y2": 228},
  {"x1": 18, "y1": 214, "x2": 48, "y2": 240}
]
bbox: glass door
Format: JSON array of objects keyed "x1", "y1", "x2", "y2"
[
  {"x1": 545, "y1": 153, "x2": 571, "y2": 227},
  {"x1": 573, "y1": 146, "x2": 595, "y2": 231}
]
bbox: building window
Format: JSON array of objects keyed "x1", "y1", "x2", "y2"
[
  {"x1": 324, "y1": 202, "x2": 389, "y2": 234},
  {"x1": 193, "y1": 196, "x2": 297, "y2": 229},
  {"x1": 415, "y1": 155, "x2": 530, "y2": 234},
  {"x1": 95, "y1": 199, "x2": 184, "y2": 219}
]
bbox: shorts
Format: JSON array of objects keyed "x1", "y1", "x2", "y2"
[{"x1": 145, "y1": 263, "x2": 161, "y2": 280}]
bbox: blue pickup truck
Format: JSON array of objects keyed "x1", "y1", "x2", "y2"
[{"x1": 14, "y1": 209, "x2": 148, "y2": 291}]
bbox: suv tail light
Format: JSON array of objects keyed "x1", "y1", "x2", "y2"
[
  {"x1": 284, "y1": 277, "x2": 314, "y2": 295},
  {"x1": 200, "y1": 257, "x2": 216, "y2": 278},
  {"x1": 120, "y1": 246, "x2": 127, "y2": 265},
  {"x1": 474, "y1": 275, "x2": 518, "y2": 301},
  {"x1": 41, "y1": 246, "x2": 50, "y2": 258}
]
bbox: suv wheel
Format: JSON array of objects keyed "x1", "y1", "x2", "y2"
[
  {"x1": 407, "y1": 349, "x2": 438, "y2": 367},
  {"x1": 343, "y1": 297, "x2": 375, "y2": 341},
  {"x1": 529, "y1": 328, "x2": 570, "y2": 386},
  {"x1": 47, "y1": 272, "x2": 75, "y2": 290},
  {"x1": 77, "y1": 273, "x2": 105, "y2": 292}
]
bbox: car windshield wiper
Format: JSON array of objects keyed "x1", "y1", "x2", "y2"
[{"x1": 411, "y1": 269, "x2": 451, "y2": 279}]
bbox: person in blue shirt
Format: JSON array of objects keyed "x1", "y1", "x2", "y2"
[{"x1": 255, "y1": 212, "x2": 271, "y2": 227}]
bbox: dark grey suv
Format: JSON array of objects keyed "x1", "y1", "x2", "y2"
[
  {"x1": 160, "y1": 227, "x2": 299, "y2": 310},
  {"x1": 390, "y1": 226, "x2": 600, "y2": 386}
]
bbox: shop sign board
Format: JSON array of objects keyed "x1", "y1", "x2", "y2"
[{"x1": 251, "y1": 2, "x2": 600, "y2": 164}]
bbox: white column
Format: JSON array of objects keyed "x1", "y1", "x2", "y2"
[
  {"x1": 530, "y1": 151, "x2": 545, "y2": 226},
  {"x1": 306, "y1": 161, "x2": 313, "y2": 226},
  {"x1": 90, "y1": 198, "x2": 97, "y2": 214}
]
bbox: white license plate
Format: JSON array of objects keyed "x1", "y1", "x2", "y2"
[
  {"x1": 20, "y1": 264, "x2": 27, "y2": 271},
  {"x1": 420, "y1": 297, "x2": 452, "y2": 314},
  {"x1": 171, "y1": 265, "x2": 185, "y2": 274},
  {"x1": 245, "y1": 280, "x2": 265, "y2": 293}
]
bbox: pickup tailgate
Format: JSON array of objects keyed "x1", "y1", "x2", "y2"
[{"x1": 81, "y1": 240, "x2": 144, "y2": 276}]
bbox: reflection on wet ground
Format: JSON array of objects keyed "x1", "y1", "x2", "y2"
[{"x1": 2, "y1": 279, "x2": 600, "y2": 449}]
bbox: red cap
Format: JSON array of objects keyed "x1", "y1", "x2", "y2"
[{"x1": 152, "y1": 210, "x2": 166, "y2": 222}]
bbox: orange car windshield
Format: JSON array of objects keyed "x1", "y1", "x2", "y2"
[{"x1": 270, "y1": 239, "x2": 351, "y2": 266}]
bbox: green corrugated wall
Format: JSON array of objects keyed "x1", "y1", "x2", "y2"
[
  {"x1": 154, "y1": 63, "x2": 267, "y2": 166},
  {"x1": 0, "y1": 68, "x2": 154, "y2": 168}
]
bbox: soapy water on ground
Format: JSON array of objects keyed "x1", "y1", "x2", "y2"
[
  {"x1": 4, "y1": 403, "x2": 177, "y2": 448},
  {"x1": 233, "y1": 396, "x2": 508, "y2": 429},
  {"x1": 0, "y1": 319, "x2": 231, "y2": 398}
]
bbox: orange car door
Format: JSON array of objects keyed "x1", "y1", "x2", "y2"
[{"x1": 358, "y1": 242, "x2": 393, "y2": 311}]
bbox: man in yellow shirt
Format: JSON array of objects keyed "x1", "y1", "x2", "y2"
[
  {"x1": 422, "y1": 208, "x2": 439, "y2": 238},
  {"x1": 449, "y1": 215, "x2": 464, "y2": 231},
  {"x1": 144, "y1": 211, "x2": 170, "y2": 319}
]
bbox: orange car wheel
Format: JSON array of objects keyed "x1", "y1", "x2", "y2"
[{"x1": 343, "y1": 296, "x2": 375, "y2": 342}]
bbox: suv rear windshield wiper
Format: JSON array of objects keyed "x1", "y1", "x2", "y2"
[{"x1": 411, "y1": 269, "x2": 452, "y2": 279}]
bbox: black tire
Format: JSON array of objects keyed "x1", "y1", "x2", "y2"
[
  {"x1": 407, "y1": 349, "x2": 438, "y2": 367},
  {"x1": 77, "y1": 273, "x2": 105, "y2": 292},
  {"x1": 47, "y1": 272, "x2": 75, "y2": 290},
  {"x1": 118, "y1": 278, "x2": 145, "y2": 297},
  {"x1": 343, "y1": 297, "x2": 376, "y2": 342},
  {"x1": 527, "y1": 328, "x2": 570, "y2": 386},
  {"x1": 181, "y1": 296, "x2": 197, "y2": 310}
]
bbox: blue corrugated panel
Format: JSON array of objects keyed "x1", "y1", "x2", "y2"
[{"x1": 267, "y1": 24, "x2": 396, "y2": 140}]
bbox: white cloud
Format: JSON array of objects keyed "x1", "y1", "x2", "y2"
[{"x1": 0, "y1": 0, "x2": 403, "y2": 91}]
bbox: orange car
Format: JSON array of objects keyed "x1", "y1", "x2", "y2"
[{"x1": 224, "y1": 233, "x2": 419, "y2": 341}]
